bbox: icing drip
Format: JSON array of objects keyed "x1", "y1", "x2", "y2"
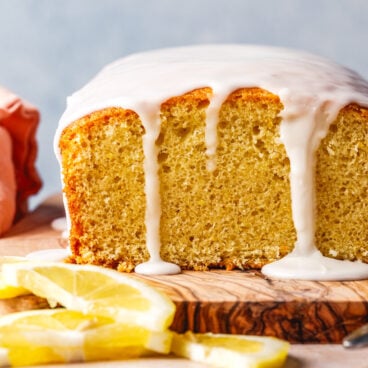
[
  {"x1": 204, "y1": 90, "x2": 229, "y2": 171},
  {"x1": 262, "y1": 250, "x2": 368, "y2": 281},
  {"x1": 26, "y1": 217, "x2": 69, "y2": 262},
  {"x1": 51, "y1": 217, "x2": 67, "y2": 232},
  {"x1": 279, "y1": 96, "x2": 327, "y2": 256},
  {"x1": 26, "y1": 249, "x2": 69, "y2": 262},
  {"x1": 51, "y1": 216, "x2": 68, "y2": 239},
  {"x1": 134, "y1": 110, "x2": 180, "y2": 274},
  {"x1": 55, "y1": 45, "x2": 368, "y2": 279}
]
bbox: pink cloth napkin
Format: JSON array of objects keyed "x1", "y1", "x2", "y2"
[{"x1": 0, "y1": 86, "x2": 42, "y2": 235}]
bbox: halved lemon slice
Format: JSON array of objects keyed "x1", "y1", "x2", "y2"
[
  {"x1": 0, "y1": 256, "x2": 29, "y2": 299},
  {"x1": 2, "y1": 262, "x2": 175, "y2": 331},
  {"x1": 0, "y1": 308, "x2": 172, "y2": 366},
  {"x1": 171, "y1": 331, "x2": 289, "y2": 368}
]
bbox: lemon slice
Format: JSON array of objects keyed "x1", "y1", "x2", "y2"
[
  {"x1": 171, "y1": 331, "x2": 289, "y2": 368},
  {"x1": 2, "y1": 262, "x2": 175, "y2": 331},
  {"x1": 0, "y1": 308, "x2": 172, "y2": 366},
  {"x1": 0, "y1": 257, "x2": 29, "y2": 299}
]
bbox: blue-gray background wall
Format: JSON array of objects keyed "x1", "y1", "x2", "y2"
[{"x1": 0, "y1": 0, "x2": 367, "y2": 208}]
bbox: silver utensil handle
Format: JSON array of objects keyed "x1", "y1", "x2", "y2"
[{"x1": 343, "y1": 323, "x2": 368, "y2": 348}]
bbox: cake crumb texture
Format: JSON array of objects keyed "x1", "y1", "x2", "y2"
[
  {"x1": 316, "y1": 104, "x2": 368, "y2": 263},
  {"x1": 60, "y1": 108, "x2": 148, "y2": 271}
]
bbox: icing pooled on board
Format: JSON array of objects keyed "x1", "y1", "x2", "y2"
[{"x1": 54, "y1": 45, "x2": 368, "y2": 279}]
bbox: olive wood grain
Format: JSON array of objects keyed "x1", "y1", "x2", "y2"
[{"x1": 132, "y1": 271, "x2": 368, "y2": 343}]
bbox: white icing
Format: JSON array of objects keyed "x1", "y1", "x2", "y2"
[
  {"x1": 51, "y1": 217, "x2": 67, "y2": 232},
  {"x1": 135, "y1": 260, "x2": 181, "y2": 276},
  {"x1": 54, "y1": 45, "x2": 368, "y2": 279},
  {"x1": 140, "y1": 113, "x2": 164, "y2": 264},
  {"x1": 204, "y1": 91, "x2": 229, "y2": 171},
  {"x1": 262, "y1": 250, "x2": 368, "y2": 281},
  {"x1": 26, "y1": 248, "x2": 70, "y2": 262},
  {"x1": 51, "y1": 216, "x2": 69, "y2": 239}
]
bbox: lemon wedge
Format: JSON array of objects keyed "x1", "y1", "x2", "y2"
[
  {"x1": 1, "y1": 262, "x2": 175, "y2": 331},
  {"x1": 171, "y1": 331, "x2": 289, "y2": 368},
  {"x1": 0, "y1": 308, "x2": 172, "y2": 366},
  {"x1": 0, "y1": 257, "x2": 29, "y2": 299}
]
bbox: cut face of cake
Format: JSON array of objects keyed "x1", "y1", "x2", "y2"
[{"x1": 55, "y1": 45, "x2": 368, "y2": 279}]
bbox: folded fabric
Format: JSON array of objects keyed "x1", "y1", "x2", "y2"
[
  {"x1": 0, "y1": 86, "x2": 42, "y2": 235},
  {"x1": 0, "y1": 126, "x2": 16, "y2": 234}
]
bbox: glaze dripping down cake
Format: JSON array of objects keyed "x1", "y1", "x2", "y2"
[{"x1": 55, "y1": 45, "x2": 368, "y2": 278}]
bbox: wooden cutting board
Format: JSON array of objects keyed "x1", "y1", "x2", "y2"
[{"x1": 0, "y1": 194, "x2": 367, "y2": 344}]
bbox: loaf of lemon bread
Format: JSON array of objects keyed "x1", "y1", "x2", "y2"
[{"x1": 55, "y1": 45, "x2": 368, "y2": 277}]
